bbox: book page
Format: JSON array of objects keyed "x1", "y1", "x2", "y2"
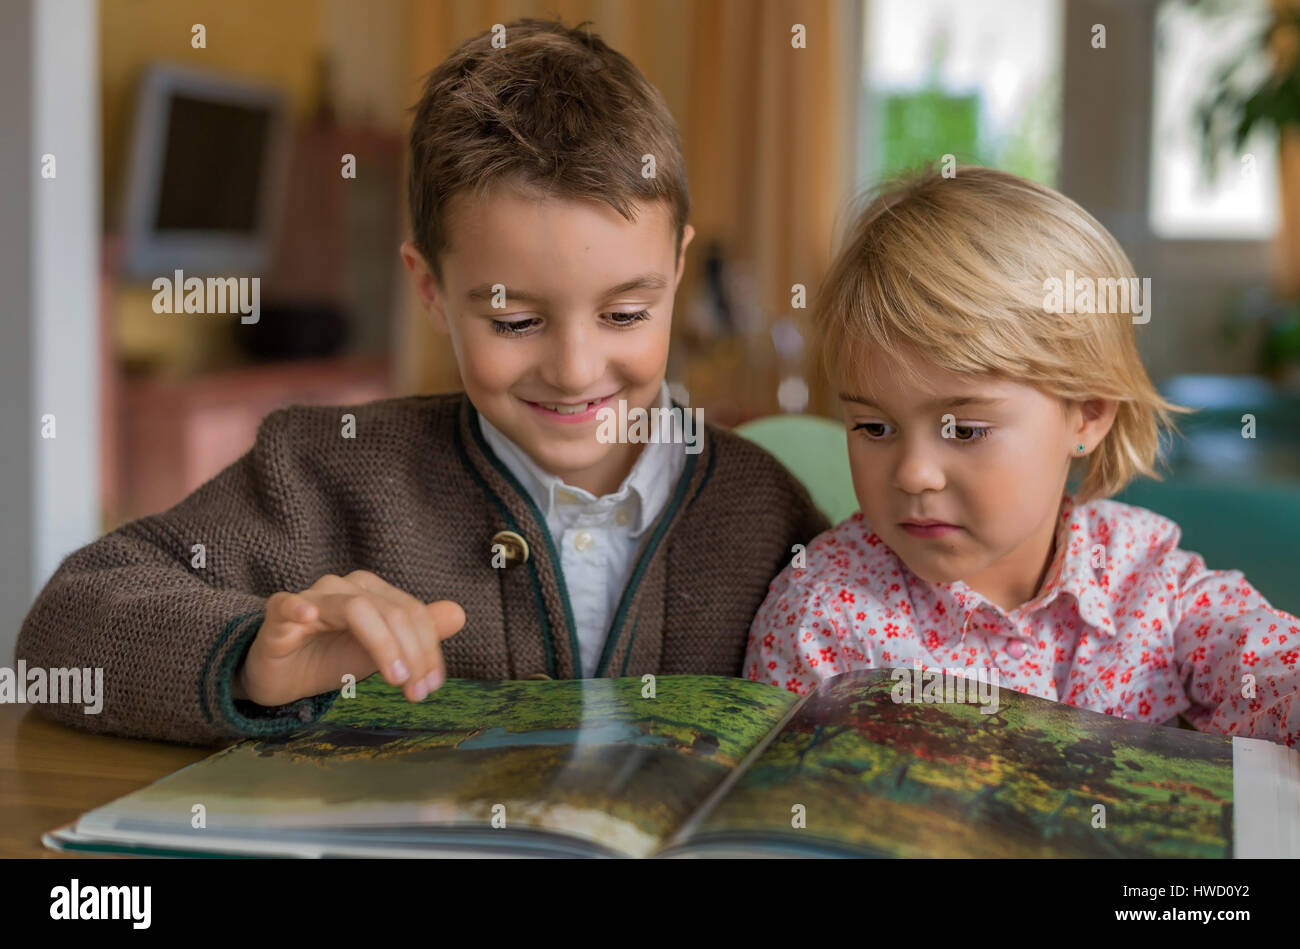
[
  {"x1": 1232, "y1": 735, "x2": 1300, "y2": 858},
  {"x1": 67, "y1": 675, "x2": 798, "y2": 859},
  {"x1": 669, "y1": 667, "x2": 1243, "y2": 858}
]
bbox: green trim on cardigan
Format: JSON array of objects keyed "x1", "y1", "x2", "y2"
[
  {"x1": 465, "y1": 407, "x2": 585, "y2": 675},
  {"x1": 594, "y1": 448, "x2": 699, "y2": 677},
  {"x1": 455, "y1": 407, "x2": 562, "y2": 679},
  {"x1": 199, "y1": 609, "x2": 262, "y2": 724},
  {"x1": 615, "y1": 438, "x2": 718, "y2": 677},
  {"x1": 213, "y1": 611, "x2": 340, "y2": 736},
  {"x1": 619, "y1": 604, "x2": 641, "y2": 678}
]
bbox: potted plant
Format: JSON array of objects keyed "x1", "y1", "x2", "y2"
[{"x1": 1193, "y1": 0, "x2": 1300, "y2": 290}]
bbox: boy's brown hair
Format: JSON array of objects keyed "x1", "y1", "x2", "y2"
[{"x1": 407, "y1": 17, "x2": 691, "y2": 283}]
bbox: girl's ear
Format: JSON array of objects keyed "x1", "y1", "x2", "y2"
[
  {"x1": 1073, "y1": 398, "x2": 1120, "y2": 454},
  {"x1": 400, "y1": 240, "x2": 450, "y2": 334}
]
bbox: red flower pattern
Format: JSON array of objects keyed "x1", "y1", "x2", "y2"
[{"x1": 743, "y1": 494, "x2": 1300, "y2": 747}]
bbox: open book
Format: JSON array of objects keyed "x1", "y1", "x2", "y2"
[{"x1": 44, "y1": 668, "x2": 1300, "y2": 858}]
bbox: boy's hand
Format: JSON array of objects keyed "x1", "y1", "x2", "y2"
[{"x1": 236, "y1": 571, "x2": 466, "y2": 707}]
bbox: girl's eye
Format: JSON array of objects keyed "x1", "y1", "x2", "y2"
[
  {"x1": 491, "y1": 317, "x2": 540, "y2": 336},
  {"x1": 606, "y1": 309, "x2": 651, "y2": 327},
  {"x1": 851, "y1": 422, "x2": 993, "y2": 443}
]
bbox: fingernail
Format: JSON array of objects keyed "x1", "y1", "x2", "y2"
[
  {"x1": 428, "y1": 668, "x2": 445, "y2": 691},
  {"x1": 412, "y1": 680, "x2": 430, "y2": 702},
  {"x1": 390, "y1": 659, "x2": 410, "y2": 683}
]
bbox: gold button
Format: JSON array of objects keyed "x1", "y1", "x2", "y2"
[
  {"x1": 523, "y1": 672, "x2": 552, "y2": 680},
  {"x1": 490, "y1": 530, "x2": 529, "y2": 566},
  {"x1": 574, "y1": 530, "x2": 594, "y2": 551},
  {"x1": 556, "y1": 489, "x2": 578, "y2": 505},
  {"x1": 615, "y1": 507, "x2": 632, "y2": 527}
]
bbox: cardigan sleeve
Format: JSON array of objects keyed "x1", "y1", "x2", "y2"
[
  {"x1": 1171, "y1": 548, "x2": 1300, "y2": 748},
  {"x1": 15, "y1": 408, "x2": 339, "y2": 747}
]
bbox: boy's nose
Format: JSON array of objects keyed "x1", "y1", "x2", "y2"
[{"x1": 545, "y1": 324, "x2": 605, "y2": 393}]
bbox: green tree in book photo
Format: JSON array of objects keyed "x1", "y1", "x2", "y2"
[{"x1": 696, "y1": 671, "x2": 1234, "y2": 858}]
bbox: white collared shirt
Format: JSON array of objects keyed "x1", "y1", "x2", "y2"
[{"x1": 479, "y1": 382, "x2": 686, "y2": 676}]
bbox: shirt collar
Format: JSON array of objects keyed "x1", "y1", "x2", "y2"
[
  {"x1": 476, "y1": 381, "x2": 684, "y2": 537},
  {"x1": 921, "y1": 493, "x2": 1117, "y2": 641}
]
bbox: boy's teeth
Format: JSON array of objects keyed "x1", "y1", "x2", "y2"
[{"x1": 539, "y1": 400, "x2": 595, "y2": 414}]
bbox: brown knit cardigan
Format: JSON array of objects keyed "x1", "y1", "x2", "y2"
[{"x1": 16, "y1": 393, "x2": 829, "y2": 746}]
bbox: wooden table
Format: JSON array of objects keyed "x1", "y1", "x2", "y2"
[{"x1": 0, "y1": 704, "x2": 227, "y2": 857}]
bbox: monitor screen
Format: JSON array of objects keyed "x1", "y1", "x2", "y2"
[
  {"x1": 153, "y1": 95, "x2": 270, "y2": 233},
  {"x1": 120, "y1": 65, "x2": 288, "y2": 279}
]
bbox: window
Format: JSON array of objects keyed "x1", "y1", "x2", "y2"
[
  {"x1": 861, "y1": 0, "x2": 1063, "y2": 186},
  {"x1": 1149, "y1": 0, "x2": 1278, "y2": 240}
]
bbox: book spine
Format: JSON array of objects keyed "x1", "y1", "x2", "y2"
[{"x1": 656, "y1": 692, "x2": 812, "y2": 854}]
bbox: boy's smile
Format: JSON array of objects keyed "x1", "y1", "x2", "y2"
[
  {"x1": 521, "y1": 391, "x2": 619, "y2": 423},
  {"x1": 402, "y1": 185, "x2": 694, "y2": 497},
  {"x1": 839, "y1": 344, "x2": 1116, "y2": 613}
]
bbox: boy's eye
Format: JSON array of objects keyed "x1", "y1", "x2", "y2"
[
  {"x1": 491, "y1": 317, "x2": 541, "y2": 336},
  {"x1": 490, "y1": 310, "x2": 651, "y2": 336},
  {"x1": 605, "y1": 309, "x2": 652, "y2": 327}
]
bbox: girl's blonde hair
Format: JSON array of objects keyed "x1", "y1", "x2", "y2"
[{"x1": 813, "y1": 164, "x2": 1194, "y2": 504}]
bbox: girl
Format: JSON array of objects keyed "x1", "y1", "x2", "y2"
[{"x1": 745, "y1": 165, "x2": 1299, "y2": 748}]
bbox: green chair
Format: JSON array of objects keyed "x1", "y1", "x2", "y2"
[
  {"x1": 1114, "y1": 478, "x2": 1300, "y2": 616},
  {"x1": 733, "y1": 414, "x2": 859, "y2": 525}
]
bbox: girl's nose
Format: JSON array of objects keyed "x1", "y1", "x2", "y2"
[{"x1": 893, "y1": 440, "x2": 946, "y2": 495}]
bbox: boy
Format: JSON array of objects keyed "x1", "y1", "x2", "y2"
[{"x1": 17, "y1": 18, "x2": 827, "y2": 746}]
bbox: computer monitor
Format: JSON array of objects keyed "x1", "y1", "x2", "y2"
[{"x1": 120, "y1": 64, "x2": 289, "y2": 279}]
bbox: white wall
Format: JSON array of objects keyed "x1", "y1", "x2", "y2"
[{"x1": 0, "y1": 0, "x2": 101, "y2": 662}]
